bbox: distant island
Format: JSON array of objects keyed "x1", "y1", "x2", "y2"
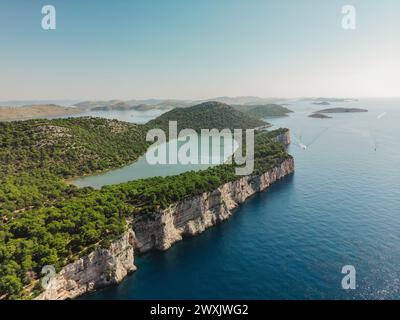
[
  {"x1": 316, "y1": 107, "x2": 368, "y2": 114},
  {"x1": 73, "y1": 99, "x2": 183, "y2": 110},
  {"x1": 0, "y1": 98, "x2": 294, "y2": 124},
  {"x1": 75, "y1": 97, "x2": 287, "y2": 113},
  {"x1": 233, "y1": 104, "x2": 293, "y2": 119},
  {"x1": 302, "y1": 98, "x2": 358, "y2": 103},
  {"x1": 312, "y1": 101, "x2": 330, "y2": 106},
  {"x1": 0, "y1": 97, "x2": 290, "y2": 121},
  {"x1": 308, "y1": 107, "x2": 368, "y2": 119},
  {"x1": 309, "y1": 113, "x2": 332, "y2": 119},
  {"x1": 0, "y1": 104, "x2": 83, "y2": 121}
]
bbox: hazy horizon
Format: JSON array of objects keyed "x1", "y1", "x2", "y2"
[{"x1": 1, "y1": 96, "x2": 400, "y2": 106}]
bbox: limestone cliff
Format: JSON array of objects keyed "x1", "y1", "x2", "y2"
[
  {"x1": 36, "y1": 230, "x2": 136, "y2": 300},
  {"x1": 133, "y1": 158, "x2": 294, "y2": 253},
  {"x1": 36, "y1": 152, "x2": 294, "y2": 300}
]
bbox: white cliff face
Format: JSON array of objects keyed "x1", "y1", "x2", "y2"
[
  {"x1": 36, "y1": 230, "x2": 136, "y2": 300},
  {"x1": 133, "y1": 158, "x2": 294, "y2": 253}
]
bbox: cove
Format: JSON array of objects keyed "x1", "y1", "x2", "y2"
[{"x1": 71, "y1": 134, "x2": 239, "y2": 189}]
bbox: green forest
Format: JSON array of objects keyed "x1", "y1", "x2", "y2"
[
  {"x1": 147, "y1": 101, "x2": 267, "y2": 133},
  {"x1": 0, "y1": 109, "x2": 291, "y2": 299},
  {"x1": 232, "y1": 104, "x2": 293, "y2": 118}
]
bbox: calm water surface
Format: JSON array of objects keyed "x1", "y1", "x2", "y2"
[{"x1": 72, "y1": 134, "x2": 238, "y2": 188}]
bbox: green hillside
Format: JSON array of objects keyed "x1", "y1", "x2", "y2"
[
  {"x1": 233, "y1": 104, "x2": 293, "y2": 118},
  {"x1": 0, "y1": 117, "x2": 149, "y2": 217},
  {"x1": 147, "y1": 101, "x2": 267, "y2": 133},
  {"x1": 0, "y1": 117, "x2": 149, "y2": 178}
]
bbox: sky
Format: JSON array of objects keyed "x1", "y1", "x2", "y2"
[{"x1": 0, "y1": 0, "x2": 399, "y2": 100}]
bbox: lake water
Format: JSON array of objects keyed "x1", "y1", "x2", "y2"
[
  {"x1": 81, "y1": 99, "x2": 400, "y2": 300},
  {"x1": 52, "y1": 108, "x2": 169, "y2": 124},
  {"x1": 71, "y1": 134, "x2": 239, "y2": 188}
]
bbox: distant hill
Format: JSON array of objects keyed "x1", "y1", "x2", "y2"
[
  {"x1": 147, "y1": 101, "x2": 268, "y2": 133},
  {"x1": 76, "y1": 99, "x2": 189, "y2": 112},
  {"x1": 309, "y1": 113, "x2": 332, "y2": 119},
  {"x1": 202, "y1": 96, "x2": 283, "y2": 105},
  {"x1": 74, "y1": 97, "x2": 285, "y2": 112},
  {"x1": 75, "y1": 100, "x2": 134, "y2": 110},
  {"x1": 312, "y1": 101, "x2": 330, "y2": 106},
  {"x1": 233, "y1": 104, "x2": 293, "y2": 119},
  {"x1": 0, "y1": 104, "x2": 83, "y2": 121},
  {"x1": 301, "y1": 98, "x2": 358, "y2": 103},
  {"x1": 0, "y1": 100, "x2": 80, "y2": 107}
]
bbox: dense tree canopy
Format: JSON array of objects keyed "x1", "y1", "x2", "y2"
[
  {"x1": 147, "y1": 101, "x2": 268, "y2": 133},
  {"x1": 233, "y1": 104, "x2": 293, "y2": 118},
  {"x1": 0, "y1": 117, "x2": 149, "y2": 178}
]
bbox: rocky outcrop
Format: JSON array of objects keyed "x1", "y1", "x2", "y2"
[
  {"x1": 36, "y1": 230, "x2": 136, "y2": 300},
  {"x1": 273, "y1": 130, "x2": 291, "y2": 146},
  {"x1": 133, "y1": 158, "x2": 294, "y2": 253}
]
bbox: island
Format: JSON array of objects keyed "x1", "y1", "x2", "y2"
[
  {"x1": 147, "y1": 101, "x2": 269, "y2": 132},
  {"x1": 316, "y1": 107, "x2": 368, "y2": 113},
  {"x1": 309, "y1": 113, "x2": 332, "y2": 119},
  {"x1": 0, "y1": 101, "x2": 294, "y2": 300},
  {"x1": 75, "y1": 99, "x2": 191, "y2": 112},
  {"x1": 302, "y1": 98, "x2": 358, "y2": 103},
  {"x1": 73, "y1": 97, "x2": 290, "y2": 113},
  {"x1": 232, "y1": 104, "x2": 293, "y2": 119}
]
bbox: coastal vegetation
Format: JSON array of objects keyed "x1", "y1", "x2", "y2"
[
  {"x1": 146, "y1": 101, "x2": 267, "y2": 133},
  {"x1": 233, "y1": 104, "x2": 293, "y2": 119},
  {"x1": 0, "y1": 105, "x2": 291, "y2": 299}
]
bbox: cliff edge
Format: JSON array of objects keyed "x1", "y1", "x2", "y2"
[{"x1": 36, "y1": 230, "x2": 136, "y2": 300}]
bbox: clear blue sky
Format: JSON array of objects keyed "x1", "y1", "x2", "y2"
[{"x1": 0, "y1": 0, "x2": 399, "y2": 100}]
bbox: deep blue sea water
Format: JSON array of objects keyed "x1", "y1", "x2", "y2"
[{"x1": 82, "y1": 99, "x2": 400, "y2": 300}]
